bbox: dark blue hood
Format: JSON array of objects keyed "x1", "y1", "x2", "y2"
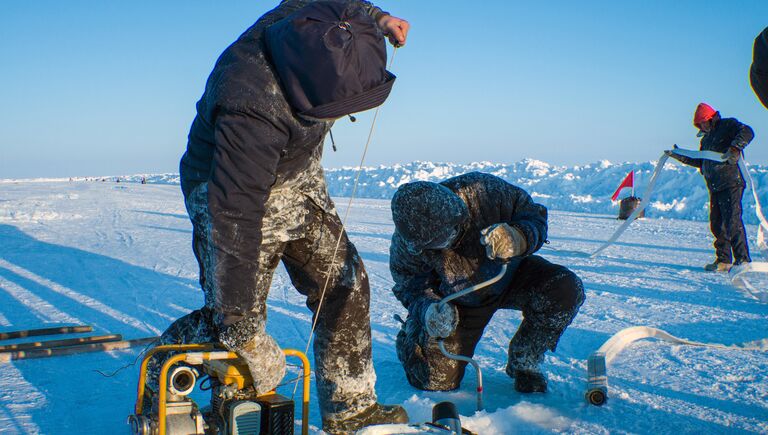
[{"x1": 265, "y1": 0, "x2": 396, "y2": 119}]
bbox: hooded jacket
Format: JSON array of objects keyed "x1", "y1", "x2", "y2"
[
  {"x1": 390, "y1": 173, "x2": 548, "y2": 318},
  {"x1": 179, "y1": 0, "x2": 389, "y2": 315},
  {"x1": 675, "y1": 115, "x2": 754, "y2": 192}
]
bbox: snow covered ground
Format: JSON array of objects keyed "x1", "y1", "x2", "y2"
[{"x1": 0, "y1": 180, "x2": 766, "y2": 434}]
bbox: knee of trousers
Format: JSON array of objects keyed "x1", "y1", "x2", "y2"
[
  {"x1": 536, "y1": 269, "x2": 585, "y2": 314},
  {"x1": 396, "y1": 320, "x2": 464, "y2": 391}
]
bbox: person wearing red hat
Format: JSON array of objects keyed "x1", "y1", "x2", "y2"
[{"x1": 666, "y1": 103, "x2": 754, "y2": 271}]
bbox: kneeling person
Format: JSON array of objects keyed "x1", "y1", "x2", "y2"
[{"x1": 390, "y1": 173, "x2": 585, "y2": 393}]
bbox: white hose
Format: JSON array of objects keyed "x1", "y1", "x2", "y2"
[
  {"x1": 585, "y1": 326, "x2": 768, "y2": 405},
  {"x1": 589, "y1": 147, "x2": 768, "y2": 300}
]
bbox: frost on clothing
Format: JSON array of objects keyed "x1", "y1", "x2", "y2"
[
  {"x1": 150, "y1": 158, "x2": 380, "y2": 424},
  {"x1": 390, "y1": 172, "x2": 549, "y2": 312},
  {"x1": 179, "y1": 0, "x2": 387, "y2": 317},
  {"x1": 389, "y1": 173, "x2": 584, "y2": 391},
  {"x1": 156, "y1": 0, "x2": 390, "y2": 425}
]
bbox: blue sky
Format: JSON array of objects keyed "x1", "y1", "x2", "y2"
[{"x1": 1, "y1": 1, "x2": 767, "y2": 178}]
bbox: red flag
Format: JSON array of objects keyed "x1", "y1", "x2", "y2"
[{"x1": 611, "y1": 170, "x2": 634, "y2": 201}]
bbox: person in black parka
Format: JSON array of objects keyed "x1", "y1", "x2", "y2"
[
  {"x1": 667, "y1": 103, "x2": 755, "y2": 271},
  {"x1": 146, "y1": 1, "x2": 410, "y2": 432},
  {"x1": 389, "y1": 173, "x2": 585, "y2": 394},
  {"x1": 751, "y1": 27, "x2": 768, "y2": 109}
]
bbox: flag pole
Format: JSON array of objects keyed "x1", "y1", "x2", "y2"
[{"x1": 631, "y1": 170, "x2": 635, "y2": 198}]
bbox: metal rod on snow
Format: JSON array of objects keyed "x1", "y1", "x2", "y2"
[
  {"x1": 0, "y1": 325, "x2": 93, "y2": 341},
  {"x1": 0, "y1": 336, "x2": 157, "y2": 362},
  {"x1": 0, "y1": 334, "x2": 122, "y2": 352}
]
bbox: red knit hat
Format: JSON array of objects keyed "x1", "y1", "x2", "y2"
[{"x1": 693, "y1": 103, "x2": 717, "y2": 127}]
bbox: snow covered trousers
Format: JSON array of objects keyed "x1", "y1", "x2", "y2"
[
  {"x1": 149, "y1": 179, "x2": 378, "y2": 424},
  {"x1": 709, "y1": 185, "x2": 751, "y2": 264},
  {"x1": 396, "y1": 256, "x2": 585, "y2": 391}
]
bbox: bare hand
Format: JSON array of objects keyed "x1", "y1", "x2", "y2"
[{"x1": 378, "y1": 15, "x2": 410, "y2": 47}]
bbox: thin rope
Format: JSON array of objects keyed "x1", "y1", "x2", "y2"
[{"x1": 293, "y1": 48, "x2": 398, "y2": 398}]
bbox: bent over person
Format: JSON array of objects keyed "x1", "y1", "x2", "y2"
[
  {"x1": 146, "y1": 1, "x2": 410, "y2": 432},
  {"x1": 389, "y1": 173, "x2": 585, "y2": 393},
  {"x1": 666, "y1": 103, "x2": 754, "y2": 272}
]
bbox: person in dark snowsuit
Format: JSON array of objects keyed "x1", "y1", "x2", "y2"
[
  {"x1": 146, "y1": 1, "x2": 411, "y2": 432},
  {"x1": 389, "y1": 173, "x2": 585, "y2": 393},
  {"x1": 666, "y1": 103, "x2": 754, "y2": 271},
  {"x1": 752, "y1": 27, "x2": 768, "y2": 109}
]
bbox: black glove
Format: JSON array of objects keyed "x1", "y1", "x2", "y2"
[
  {"x1": 723, "y1": 147, "x2": 741, "y2": 165},
  {"x1": 664, "y1": 144, "x2": 682, "y2": 161}
]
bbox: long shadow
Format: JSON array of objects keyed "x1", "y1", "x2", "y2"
[
  {"x1": 0, "y1": 224, "x2": 200, "y2": 336},
  {"x1": 140, "y1": 225, "x2": 192, "y2": 235},
  {"x1": 585, "y1": 279, "x2": 767, "y2": 316},
  {"x1": 0, "y1": 274, "x2": 56, "y2": 326},
  {"x1": 358, "y1": 250, "x2": 390, "y2": 265},
  {"x1": 0, "y1": 267, "x2": 128, "y2": 331},
  {"x1": 615, "y1": 377, "x2": 768, "y2": 430},
  {"x1": 549, "y1": 235, "x2": 712, "y2": 255},
  {"x1": 130, "y1": 210, "x2": 188, "y2": 220},
  {"x1": 346, "y1": 231, "x2": 392, "y2": 241}
]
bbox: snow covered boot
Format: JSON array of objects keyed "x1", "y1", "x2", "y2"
[
  {"x1": 506, "y1": 349, "x2": 548, "y2": 394},
  {"x1": 323, "y1": 403, "x2": 409, "y2": 434},
  {"x1": 511, "y1": 368, "x2": 547, "y2": 393},
  {"x1": 704, "y1": 260, "x2": 732, "y2": 272}
]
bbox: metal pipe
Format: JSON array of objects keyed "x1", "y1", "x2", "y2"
[
  {"x1": 135, "y1": 343, "x2": 215, "y2": 415},
  {"x1": 0, "y1": 336, "x2": 156, "y2": 363},
  {"x1": 438, "y1": 264, "x2": 507, "y2": 307},
  {"x1": 0, "y1": 325, "x2": 92, "y2": 340},
  {"x1": 284, "y1": 349, "x2": 311, "y2": 435},
  {"x1": 438, "y1": 340, "x2": 483, "y2": 411},
  {"x1": 0, "y1": 334, "x2": 122, "y2": 352}
]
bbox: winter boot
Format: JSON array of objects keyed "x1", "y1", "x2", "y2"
[
  {"x1": 704, "y1": 260, "x2": 732, "y2": 272},
  {"x1": 511, "y1": 368, "x2": 547, "y2": 393},
  {"x1": 506, "y1": 349, "x2": 548, "y2": 394},
  {"x1": 323, "y1": 403, "x2": 409, "y2": 434}
]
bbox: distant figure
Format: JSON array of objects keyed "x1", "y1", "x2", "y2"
[
  {"x1": 140, "y1": 177, "x2": 147, "y2": 185},
  {"x1": 115, "y1": 178, "x2": 120, "y2": 183},
  {"x1": 752, "y1": 27, "x2": 768, "y2": 109},
  {"x1": 389, "y1": 173, "x2": 585, "y2": 394},
  {"x1": 666, "y1": 103, "x2": 754, "y2": 272}
]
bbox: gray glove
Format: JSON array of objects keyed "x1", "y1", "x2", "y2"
[
  {"x1": 723, "y1": 146, "x2": 741, "y2": 165},
  {"x1": 218, "y1": 317, "x2": 286, "y2": 395},
  {"x1": 480, "y1": 223, "x2": 527, "y2": 261},
  {"x1": 424, "y1": 302, "x2": 459, "y2": 339}
]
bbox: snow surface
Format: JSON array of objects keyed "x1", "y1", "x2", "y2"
[
  {"x1": 0, "y1": 180, "x2": 766, "y2": 434},
  {"x1": 9, "y1": 157, "x2": 768, "y2": 224}
]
